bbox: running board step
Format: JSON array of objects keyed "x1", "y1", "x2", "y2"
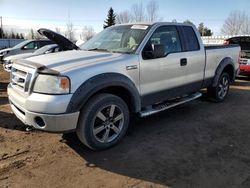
[{"x1": 139, "y1": 92, "x2": 202, "y2": 117}]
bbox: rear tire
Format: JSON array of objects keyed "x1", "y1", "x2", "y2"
[
  {"x1": 76, "y1": 93, "x2": 130, "y2": 150},
  {"x1": 207, "y1": 72, "x2": 230, "y2": 102}
]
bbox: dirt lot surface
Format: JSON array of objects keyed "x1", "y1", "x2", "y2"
[{"x1": 1, "y1": 66, "x2": 250, "y2": 188}]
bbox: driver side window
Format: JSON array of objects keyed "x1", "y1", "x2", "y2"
[{"x1": 143, "y1": 26, "x2": 182, "y2": 59}]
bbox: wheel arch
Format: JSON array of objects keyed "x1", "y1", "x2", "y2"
[
  {"x1": 212, "y1": 57, "x2": 235, "y2": 87},
  {"x1": 66, "y1": 73, "x2": 141, "y2": 113}
]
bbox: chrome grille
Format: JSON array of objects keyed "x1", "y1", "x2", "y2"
[
  {"x1": 239, "y1": 59, "x2": 248, "y2": 65},
  {"x1": 11, "y1": 64, "x2": 35, "y2": 93}
]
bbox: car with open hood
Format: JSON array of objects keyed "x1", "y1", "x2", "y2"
[
  {"x1": 0, "y1": 39, "x2": 55, "y2": 62},
  {"x1": 2, "y1": 29, "x2": 79, "y2": 72},
  {"x1": 224, "y1": 36, "x2": 250, "y2": 76}
]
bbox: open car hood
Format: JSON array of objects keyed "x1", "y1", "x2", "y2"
[{"x1": 38, "y1": 28, "x2": 79, "y2": 51}]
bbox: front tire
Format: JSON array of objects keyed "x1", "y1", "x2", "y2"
[
  {"x1": 76, "y1": 93, "x2": 130, "y2": 150},
  {"x1": 207, "y1": 72, "x2": 230, "y2": 102}
]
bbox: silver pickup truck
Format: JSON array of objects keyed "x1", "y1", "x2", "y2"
[{"x1": 8, "y1": 22, "x2": 240, "y2": 150}]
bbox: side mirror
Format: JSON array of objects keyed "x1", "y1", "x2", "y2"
[
  {"x1": 143, "y1": 44, "x2": 166, "y2": 59},
  {"x1": 152, "y1": 44, "x2": 166, "y2": 58}
]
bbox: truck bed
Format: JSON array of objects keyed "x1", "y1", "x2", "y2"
[{"x1": 204, "y1": 44, "x2": 240, "y2": 81}]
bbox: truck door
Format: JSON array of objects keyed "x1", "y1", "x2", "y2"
[
  {"x1": 139, "y1": 25, "x2": 188, "y2": 106},
  {"x1": 178, "y1": 26, "x2": 206, "y2": 92}
]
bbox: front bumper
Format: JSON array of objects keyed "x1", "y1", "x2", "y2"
[{"x1": 8, "y1": 84, "x2": 80, "y2": 132}]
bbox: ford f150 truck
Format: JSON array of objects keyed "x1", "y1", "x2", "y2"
[{"x1": 7, "y1": 23, "x2": 240, "y2": 150}]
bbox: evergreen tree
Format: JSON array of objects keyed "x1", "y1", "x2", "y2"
[
  {"x1": 16, "y1": 33, "x2": 20, "y2": 39},
  {"x1": 198, "y1": 22, "x2": 213, "y2": 36},
  {"x1": 20, "y1": 33, "x2": 24, "y2": 39},
  {"x1": 183, "y1": 19, "x2": 194, "y2": 25},
  {"x1": 0, "y1": 27, "x2": 4, "y2": 38},
  {"x1": 103, "y1": 7, "x2": 116, "y2": 29},
  {"x1": 11, "y1": 31, "x2": 15, "y2": 39}
]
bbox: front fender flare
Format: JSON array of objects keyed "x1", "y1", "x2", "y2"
[{"x1": 66, "y1": 73, "x2": 141, "y2": 113}]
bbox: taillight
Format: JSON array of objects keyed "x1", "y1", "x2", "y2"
[{"x1": 238, "y1": 53, "x2": 241, "y2": 64}]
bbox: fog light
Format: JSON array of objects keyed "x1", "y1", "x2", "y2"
[{"x1": 34, "y1": 116, "x2": 45, "y2": 128}]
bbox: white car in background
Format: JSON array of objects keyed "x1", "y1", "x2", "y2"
[{"x1": 3, "y1": 44, "x2": 60, "y2": 72}]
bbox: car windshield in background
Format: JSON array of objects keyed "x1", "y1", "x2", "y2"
[{"x1": 80, "y1": 24, "x2": 150, "y2": 54}]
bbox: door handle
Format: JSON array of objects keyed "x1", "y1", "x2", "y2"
[{"x1": 180, "y1": 58, "x2": 187, "y2": 66}]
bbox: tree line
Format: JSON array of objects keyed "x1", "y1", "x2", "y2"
[
  {"x1": 103, "y1": 1, "x2": 213, "y2": 36},
  {"x1": 103, "y1": 1, "x2": 250, "y2": 36},
  {"x1": 0, "y1": 27, "x2": 25, "y2": 39},
  {"x1": 1, "y1": 2, "x2": 249, "y2": 41}
]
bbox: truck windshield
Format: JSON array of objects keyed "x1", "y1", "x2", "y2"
[{"x1": 80, "y1": 25, "x2": 150, "y2": 54}]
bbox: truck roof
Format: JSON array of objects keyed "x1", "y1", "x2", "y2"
[{"x1": 115, "y1": 22, "x2": 195, "y2": 27}]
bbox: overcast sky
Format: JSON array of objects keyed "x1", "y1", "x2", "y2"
[{"x1": 0, "y1": 0, "x2": 250, "y2": 38}]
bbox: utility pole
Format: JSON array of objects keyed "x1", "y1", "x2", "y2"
[{"x1": 0, "y1": 16, "x2": 2, "y2": 38}]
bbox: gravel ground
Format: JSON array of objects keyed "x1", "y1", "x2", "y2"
[{"x1": 0, "y1": 66, "x2": 250, "y2": 188}]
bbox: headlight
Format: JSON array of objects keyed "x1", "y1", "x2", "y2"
[
  {"x1": 33, "y1": 74, "x2": 70, "y2": 94},
  {"x1": 247, "y1": 60, "x2": 250, "y2": 65},
  {"x1": 4, "y1": 60, "x2": 12, "y2": 64}
]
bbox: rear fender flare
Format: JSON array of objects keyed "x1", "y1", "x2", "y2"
[{"x1": 212, "y1": 57, "x2": 235, "y2": 87}]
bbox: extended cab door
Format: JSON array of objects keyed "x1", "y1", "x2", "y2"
[
  {"x1": 139, "y1": 25, "x2": 188, "y2": 106},
  {"x1": 177, "y1": 26, "x2": 206, "y2": 91}
]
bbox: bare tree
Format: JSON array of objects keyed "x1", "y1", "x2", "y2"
[
  {"x1": 34, "y1": 32, "x2": 44, "y2": 39},
  {"x1": 172, "y1": 19, "x2": 177, "y2": 23},
  {"x1": 81, "y1": 26, "x2": 95, "y2": 41},
  {"x1": 55, "y1": 27, "x2": 61, "y2": 34},
  {"x1": 65, "y1": 21, "x2": 75, "y2": 42},
  {"x1": 221, "y1": 11, "x2": 250, "y2": 35},
  {"x1": 131, "y1": 2, "x2": 145, "y2": 22},
  {"x1": 116, "y1": 10, "x2": 131, "y2": 24},
  {"x1": 27, "y1": 29, "x2": 35, "y2": 39},
  {"x1": 117, "y1": 1, "x2": 161, "y2": 24},
  {"x1": 146, "y1": 0, "x2": 159, "y2": 22}
]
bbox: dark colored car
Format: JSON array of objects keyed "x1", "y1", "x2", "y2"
[{"x1": 224, "y1": 36, "x2": 250, "y2": 76}]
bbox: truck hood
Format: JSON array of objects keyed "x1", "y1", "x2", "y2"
[{"x1": 24, "y1": 50, "x2": 124, "y2": 73}]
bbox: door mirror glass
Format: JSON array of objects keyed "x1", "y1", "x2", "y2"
[
  {"x1": 142, "y1": 44, "x2": 166, "y2": 59},
  {"x1": 151, "y1": 44, "x2": 166, "y2": 58}
]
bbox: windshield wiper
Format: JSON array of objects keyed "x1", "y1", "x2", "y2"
[
  {"x1": 88, "y1": 48, "x2": 110, "y2": 52},
  {"x1": 87, "y1": 48, "x2": 133, "y2": 54},
  {"x1": 111, "y1": 50, "x2": 133, "y2": 54}
]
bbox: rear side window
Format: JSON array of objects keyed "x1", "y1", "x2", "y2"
[{"x1": 179, "y1": 26, "x2": 200, "y2": 51}]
